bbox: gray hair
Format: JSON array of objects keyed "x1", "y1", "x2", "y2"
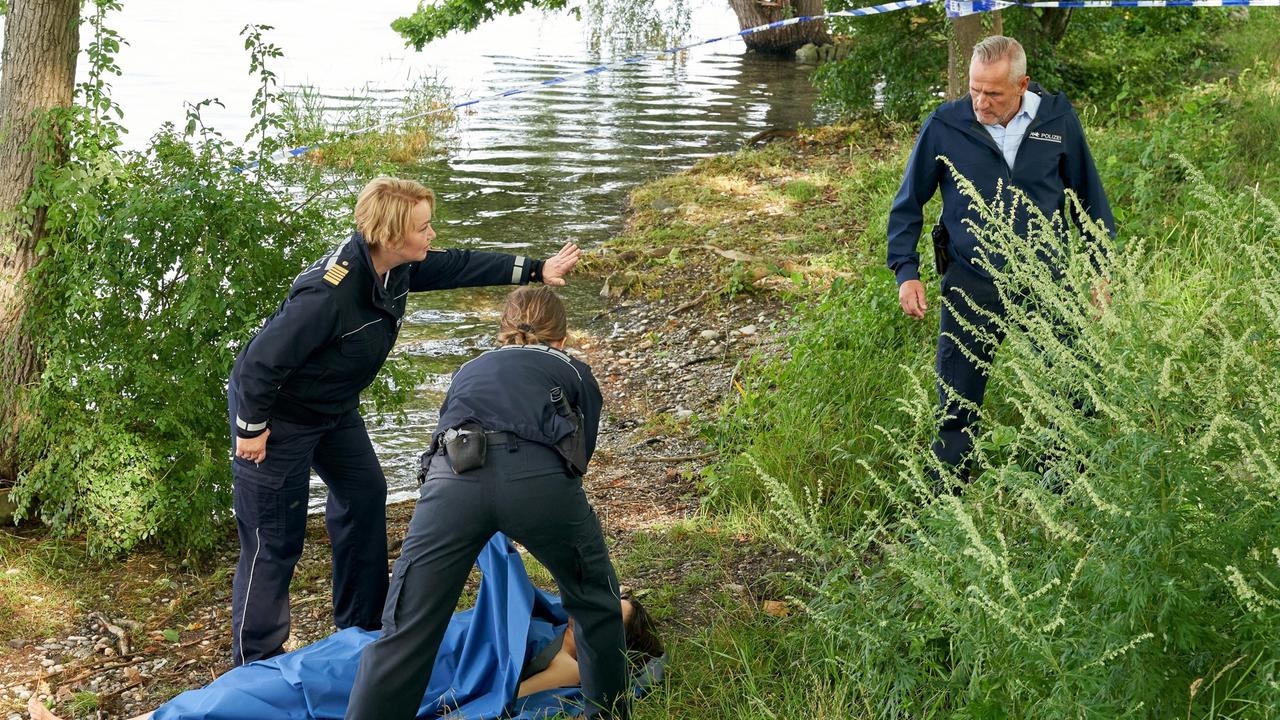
[{"x1": 972, "y1": 36, "x2": 1027, "y2": 84}]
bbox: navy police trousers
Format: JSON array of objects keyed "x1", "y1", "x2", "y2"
[
  {"x1": 933, "y1": 261, "x2": 1087, "y2": 475},
  {"x1": 227, "y1": 381, "x2": 389, "y2": 666},
  {"x1": 933, "y1": 261, "x2": 1006, "y2": 470},
  {"x1": 346, "y1": 438, "x2": 628, "y2": 720}
]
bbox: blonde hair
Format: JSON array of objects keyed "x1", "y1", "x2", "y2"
[
  {"x1": 498, "y1": 286, "x2": 568, "y2": 346},
  {"x1": 972, "y1": 36, "x2": 1027, "y2": 84},
  {"x1": 354, "y1": 177, "x2": 435, "y2": 250}
]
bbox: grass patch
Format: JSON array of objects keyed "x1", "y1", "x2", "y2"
[
  {"x1": 0, "y1": 525, "x2": 237, "y2": 646},
  {"x1": 598, "y1": 121, "x2": 911, "y2": 298},
  {"x1": 280, "y1": 74, "x2": 457, "y2": 167}
]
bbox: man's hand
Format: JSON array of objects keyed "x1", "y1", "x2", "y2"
[
  {"x1": 236, "y1": 429, "x2": 270, "y2": 465},
  {"x1": 898, "y1": 279, "x2": 928, "y2": 320},
  {"x1": 1089, "y1": 278, "x2": 1111, "y2": 316},
  {"x1": 541, "y1": 243, "x2": 581, "y2": 287}
]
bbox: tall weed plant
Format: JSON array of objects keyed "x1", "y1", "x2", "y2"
[{"x1": 756, "y1": 168, "x2": 1280, "y2": 717}]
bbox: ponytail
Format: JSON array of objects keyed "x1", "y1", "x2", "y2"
[{"x1": 497, "y1": 286, "x2": 567, "y2": 346}]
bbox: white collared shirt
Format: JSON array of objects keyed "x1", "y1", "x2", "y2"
[{"x1": 981, "y1": 90, "x2": 1041, "y2": 171}]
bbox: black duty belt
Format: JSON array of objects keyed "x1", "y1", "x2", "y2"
[{"x1": 483, "y1": 431, "x2": 516, "y2": 447}]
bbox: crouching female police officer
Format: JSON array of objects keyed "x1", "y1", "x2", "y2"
[
  {"x1": 227, "y1": 177, "x2": 581, "y2": 667},
  {"x1": 345, "y1": 286, "x2": 628, "y2": 720}
]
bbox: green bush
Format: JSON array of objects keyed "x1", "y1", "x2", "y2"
[
  {"x1": 11, "y1": 19, "x2": 422, "y2": 555},
  {"x1": 814, "y1": 4, "x2": 1236, "y2": 122}
]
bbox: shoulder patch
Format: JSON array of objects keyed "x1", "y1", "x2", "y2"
[{"x1": 322, "y1": 265, "x2": 349, "y2": 286}]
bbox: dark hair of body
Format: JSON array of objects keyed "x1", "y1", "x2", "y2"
[
  {"x1": 621, "y1": 595, "x2": 664, "y2": 671},
  {"x1": 498, "y1": 286, "x2": 567, "y2": 346}
]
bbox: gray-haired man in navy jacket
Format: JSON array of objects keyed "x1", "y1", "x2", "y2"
[{"x1": 886, "y1": 35, "x2": 1115, "y2": 477}]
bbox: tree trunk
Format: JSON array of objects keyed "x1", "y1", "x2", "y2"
[
  {"x1": 1038, "y1": 8, "x2": 1073, "y2": 46},
  {"x1": 0, "y1": 0, "x2": 81, "y2": 482},
  {"x1": 946, "y1": 11, "x2": 1003, "y2": 100},
  {"x1": 726, "y1": 0, "x2": 830, "y2": 55}
]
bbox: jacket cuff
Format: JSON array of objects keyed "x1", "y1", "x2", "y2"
[
  {"x1": 894, "y1": 263, "x2": 920, "y2": 285},
  {"x1": 524, "y1": 258, "x2": 545, "y2": 285},
  {"x1": 235, "y1": 415, "x2": 270, "y2": 439}
]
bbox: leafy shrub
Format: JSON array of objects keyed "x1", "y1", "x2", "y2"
[
  {"x1": 11, "y1": 19, "x2": 423, "y2": 555},
  {"x1": 814, "y1": 3, "x2": 1236, "y2": 122}
]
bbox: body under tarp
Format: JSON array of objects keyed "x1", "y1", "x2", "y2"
[{"x1": 154, "y1": 533, "x2": 662, "y2": 719}]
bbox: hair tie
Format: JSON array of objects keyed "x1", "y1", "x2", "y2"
[{"x1": 517, "y1": 323, "x2": 535, "y2": 333}]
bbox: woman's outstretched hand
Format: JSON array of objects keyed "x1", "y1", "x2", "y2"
[{"x1": 541, "y1": 243, "x2": 581, "y2": 286}]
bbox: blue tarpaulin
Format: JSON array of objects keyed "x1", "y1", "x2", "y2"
[{"x1": 154, "y1": 533, "x2": 659, "y2": 719}]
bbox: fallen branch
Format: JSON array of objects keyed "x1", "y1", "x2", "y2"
[
  {"x1": 90, "y1": 612, "x2": 131, "y2": 656},
  {"x1": 672, "y1": 287, "x2": 719, "y2": 315}
]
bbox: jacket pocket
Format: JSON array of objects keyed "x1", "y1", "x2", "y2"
[{"x1": 339, "y1": 327, "x2": 381, "y2": 358}]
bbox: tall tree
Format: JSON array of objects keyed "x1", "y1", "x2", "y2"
[
  {"x1": 0, "y1": 0, "x2": 81, "y2": 481},
  {"x1": 726, "y1": 0, "x2": 829, "y2": 54}
]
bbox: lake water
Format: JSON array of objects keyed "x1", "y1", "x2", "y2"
[{"x1": 2, "y1": 0, "x2": 819, "y2": 507}]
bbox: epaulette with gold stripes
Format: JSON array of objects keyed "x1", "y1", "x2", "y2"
[{"x1": 322, "y1": 263, "x2": 350, "y2": 286}]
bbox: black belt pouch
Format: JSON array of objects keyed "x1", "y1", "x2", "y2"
[{"x1": 443, "y1": 423, "x2": 487, "y2": 473}]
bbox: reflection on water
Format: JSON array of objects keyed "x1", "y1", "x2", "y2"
[
  {"x1": 1, "y1": 1, "x2": 818, "y2": 509},
  {"x1": 363, "y1": 44, "x2": 817, "y2": 508}
]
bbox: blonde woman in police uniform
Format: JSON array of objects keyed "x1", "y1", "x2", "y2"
[{"x1": 227, "y1": 177, "x2": 580, "y2": 667}]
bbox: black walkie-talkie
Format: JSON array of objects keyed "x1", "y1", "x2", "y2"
[
  {"x1": 550, "y1": 386, "x2": 588, "y2": 476},
  {"x1": 551, "y1": 386, "x2": 572, "y2": 417}
]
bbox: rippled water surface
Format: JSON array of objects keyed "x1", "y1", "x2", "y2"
[{"x1": 2, "y1": 1, "x2": 818, "y2": 508}]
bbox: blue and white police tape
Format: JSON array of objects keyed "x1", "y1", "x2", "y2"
[
  {"x1": 947, "y1": 0, "x2": 1279, "y2": 16},
  {"x1": 266, "y1": 0, "x2": 939, "y2": 165}
]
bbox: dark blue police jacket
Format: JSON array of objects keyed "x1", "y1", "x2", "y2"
[
  {"x1": 887, "y1": 83, "x2": 1115, "y2": 285},
  {"x1": 231, "y1": 232, "x2": 544, "y2": 438},
  {"x1": 433, "y1": 344, "x2": 603, "y2": 470}
]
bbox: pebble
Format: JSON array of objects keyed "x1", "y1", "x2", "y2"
[
  {"x1": 738, "y1": 324, "x2": 757, "y2": 336},
  {"x1": 699, "y1": 329, "x2": 721, "y2": 341},
  {"x1": 674, "y1": 408, "x2": 695, "y2": 421}
]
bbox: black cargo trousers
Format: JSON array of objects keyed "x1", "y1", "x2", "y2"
[
  {"x1": 227, "y1": 379, "x2": 390, "y2": 667},
  {"x1": 345, "y1": 436, "x2": 628, "y2": 720}
]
